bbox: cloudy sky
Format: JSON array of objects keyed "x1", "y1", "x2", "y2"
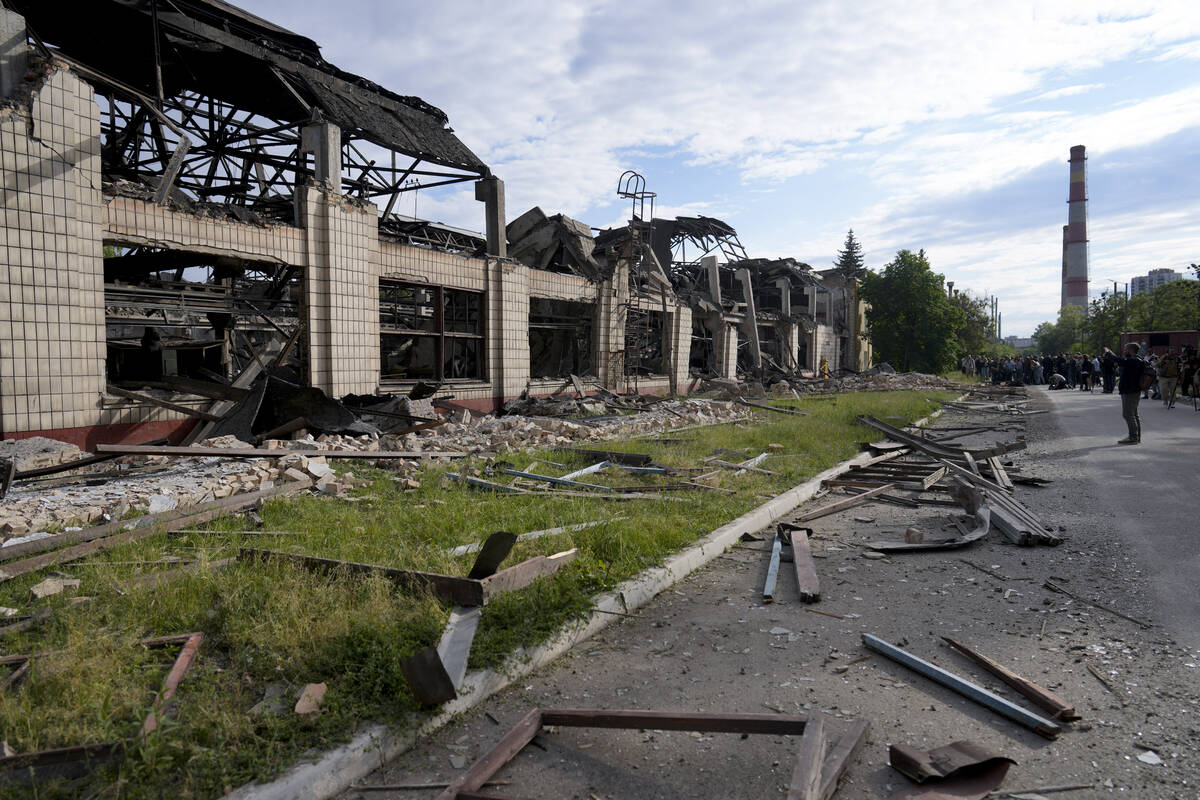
[{"x1": 243, "y1": 0, "x2": 1200, "y2": 336}]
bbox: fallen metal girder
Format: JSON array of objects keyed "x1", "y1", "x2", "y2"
[
  {"x1": 941, "y1": 637, "x2": 1079, "y2": 721},
  {"x1": 141, "y1": 632, "x2": 204, "y2": 736},
  {"x1": 861, "y1": 634, "x2": 1061, "y2": 739},
  {"x1": 436, "y1": 708, "x2": 868, "y2": 800},
  {"x1": 95, "y1": 444, "x2": 472, "y2": 460},
  {"x1": 857, "y1": 416, "x2": 1026, "y2": 461},
  {"x1": 557, "y1": 447, "x2": 654, "y2": 466},
  {"x1": 0, "y1": 479, "x2": 314, "y2": 580},
  {"x1": 0, "y1": 742, "x2": 122, "y2": 786},
  {"x1": 242, "y1": 547, "x2": 578, "y2": 608},
  {"x1": 762, "y1": 531, "x2": 784, "y2": 602},
  {"x1": 792, "y1": 483, "x2": 899, "y2": 523},
  {"x1": 500, "y1": 468, "x2": 613, "y2": 492}
]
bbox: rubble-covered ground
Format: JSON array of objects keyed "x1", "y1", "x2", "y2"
[
  {"x1": 0, "y1": 398, "x2": 753, "y2": 542},
  {"x1": 342, "y1": 392, "x2": 1200, "y2": 800}
]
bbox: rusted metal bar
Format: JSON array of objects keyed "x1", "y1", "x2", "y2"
[
  {"x1": 141, "y1": 632, "x2": 204, "y2": 735},
  {"x1": 942, "y1": 636, "x2": 1079, "y2": 720}
]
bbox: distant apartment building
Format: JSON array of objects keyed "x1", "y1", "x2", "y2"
[
  {"x1": 1130, "y1": 268, "x2": 1183, "y2": 296},
  {"x1": 1003, "y1": 336, "x2": 1034, "y2": 350}
]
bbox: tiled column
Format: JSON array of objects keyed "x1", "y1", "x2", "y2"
[
  {"x1": 0, "y1": 65, "x2": 105, "y2": 436},
  {"x1": 299, "y1": 184, "x2": 380, "y2": 397},
  {"x1": 487, "y1": 257, "x2": 529, "y2": 404},
  {"x1": 714, "y1": 320, "x2": 739, "y2": 379},
  {"x1": 669, "y1": 302, "x2": 692, "y2": 392},
  {"x1": 596, "y1": 259, "x2": 629, "y2": 390}
]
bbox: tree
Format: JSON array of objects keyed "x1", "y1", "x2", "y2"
[
  {"x1": 1080, "y1": 291, "x2": 1124, "y2": 354},
  {"x1": 949, "y1": 290, "x2": 994, "y2": 356},
  {"x1": 860, "y1": 249, "x2": 960, "y2": 373},
  {"x1": 1032, "y1": 304, "x2": 1085, "y2": 354},
  {"x1": 1126, "y1": 279, "x2": 1199, "y2": 332},
  {"x1": 832, "y1": 229, "x2": 866, "y2": 279}
]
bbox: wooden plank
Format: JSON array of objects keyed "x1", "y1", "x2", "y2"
[
  {"x1": 963, "y1": 451, "x2": 982, "y2": 476},
  {"x1": 240, "y1": 548, "x2": 486, "y2": 607},
  {"x1": 792, "y1": 483, "x2": 899, "y2": 523},
  {"x1": 919, "y1": 466, "x2": 948, "y2": 490},
  {"x1": 540, "y1": 708, "x2": 809, "y2": 735},
  {"x1": 0, "y1": 479, "x2": 313, "y2": 577},
  {"x1": 942, "y1": 636, "x2": 1079, "y2": 720},
  {"x1": 95, "y1": 444, "x2": 471, "y2": 459},
  {"x1": 481, "y1": 550, "x2": 578, "y2": 600},
  {"x1": 434, "y1": 709, "x2": 543, "y2": 800},
  {"x1": 762, "y1": 532, "x2": 783, "y2": 602},
  {"x1": 789, "y1": 528, "x2": 821, "y2": 603},
  {"x1": 570, "y1": 374, "x2": 587, "y2": 398},
  {"x1": 105, "y1": 385, "x2": 224, "y2": 422},
  {"x1": 737, "y1": 398, "x2": 808, "y2": 416},
  {"x1": 817, "y1": 718, "x2": 869, "y2": 800},
  {"x1": 445, "y1": 473, "x2": 532, "y2": 494},
  {"x1": 787, "y1": 715, "x2": 825, "y2": 800},
  {"x1": 987, "y1": 457, "x2": 1014, "y2": 490},
  {"x1": 862, "y1": 634, "x2": 1061, "y2": 739}
]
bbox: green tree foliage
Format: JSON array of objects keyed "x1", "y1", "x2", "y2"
[
  {"x1": 949, "y1": 291, "x2": 994, "y2": 356},
  {"x1": 1078, "y1": 287, "x2": 1134, "y2": 354},
  {"x1": 1126, "y1": 278, "x2": 1200, "y2": 332},
  {"x1": 860, "y1": 249, "x2": 961, "y2": 372},
  {"x1": 832, "y1": 228, "x2": 866, "y2": 279},
  {"x1": 1033, "y1": 304, "x2": 1085, "y2": 354}
]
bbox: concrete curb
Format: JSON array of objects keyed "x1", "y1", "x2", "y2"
[{"x1": 231, "y1": 402, "x2": 950, "y2": 800}]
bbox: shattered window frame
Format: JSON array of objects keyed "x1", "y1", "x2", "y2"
[
  {"x1": 625, "y1": 307, "x2": 667, "y2": 377},
  {"x1": 379, "y1": 280, "x2": 485, "y2": 383},
  {"x1": 528, "y1": 298, "x2": 596, "y2": 379}
]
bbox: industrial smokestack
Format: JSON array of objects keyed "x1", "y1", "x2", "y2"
[{"x1": 1061, "y1": 145, "x2": 1088, "y2": 310}]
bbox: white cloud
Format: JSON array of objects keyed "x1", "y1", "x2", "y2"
[
  {"x1": 1025, "y1": 83, "x2": 1107, "y2": 102},
  {"x1": 236, "y1": 0, "x2": 1200, "y2": 336}
]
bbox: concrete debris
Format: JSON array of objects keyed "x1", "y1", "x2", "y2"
[
  {"x1": 30, "y1": 576, "x2": 80, "y2": 599},
  {"x1": 294, "y1": 682, "x2": 327, "y2": 717},
  {"x1": 0, "y1": 398, "x2": 744, "y2": 546}
]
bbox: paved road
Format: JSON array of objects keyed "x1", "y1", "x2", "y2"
[{"x1": 1041, "y1": 386, "x2": 1200, "y2": 648}]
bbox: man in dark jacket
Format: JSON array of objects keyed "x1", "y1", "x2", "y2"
[{"x1": 1104, "y1": 344, "x2": 1145, "y2": 444}]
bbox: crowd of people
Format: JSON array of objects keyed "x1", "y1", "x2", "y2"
[{"x1": 959, "y1": 348, "x2": 1200, "y2": 405}]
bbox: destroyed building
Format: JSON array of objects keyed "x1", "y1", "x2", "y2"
[{"x1": 0, "y1": 0, "x2": 871, "y2": 450}]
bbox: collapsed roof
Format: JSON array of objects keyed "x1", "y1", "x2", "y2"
[
  {"x1": 10, "y1": 0, "x2": 487, "y2": 213},
  {"x1": 12, "y1": 0, "x2": 486, "y2": 174},
  {"x1": 507, "y1": 207, "x2": 608, "y2": 282}
]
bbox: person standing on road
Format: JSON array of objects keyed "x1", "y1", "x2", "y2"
[
  {"x1": 1104, "y1": 344, "x2": 1146, "y2": 444},
  {"x1": 1158, "y1": 350, "x2": 1180, "y2": 408},
  {"x1": 1100, "y1": 352, "x2": 1115, "y2": 394}
]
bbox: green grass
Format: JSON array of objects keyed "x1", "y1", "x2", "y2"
[{"x1": 0, "y1": 390, "x2": 954, "y2": 798}]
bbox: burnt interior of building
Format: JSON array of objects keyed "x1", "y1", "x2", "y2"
[
  {"x1": 528, "y1": 299, "x2": 595, "y2": 380},
  {"x1": 5, "y1": 0, "x2": 493, "y2": 438},
  {"x1": 104, "y1": 248, "x2": 302, "y2": 387},
  {"x1": 378, "y1": 281, "x2": 485, "y2": 384}
]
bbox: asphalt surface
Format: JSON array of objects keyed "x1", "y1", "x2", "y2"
[
  {"x1": 339, "y1": 393, "x2": 1200, "y2": 800},
  {"x1": 1040, "y1": 386, "x2": 1200, "y2": 651}
]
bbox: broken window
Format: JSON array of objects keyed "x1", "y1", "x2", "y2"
[
  {"x1": 625, "y1": 308, "x2": 665, "y2": 376},
  {"x1": 689, "y1": 317, "x2": 716, "y2": 375},
  {"x1": 104, "y1": 247, "x2": 302, "y2": 387},
  {"x1": 379, "y1": 280, "x2": 484, "y2": 382},
  {"x1": 528, "y1": 299, "x2": 595, "y2": 379}
]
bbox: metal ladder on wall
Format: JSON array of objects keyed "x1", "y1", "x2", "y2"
[{"x1": 615, "y1": 171, "x2": 657, "y2": 395}]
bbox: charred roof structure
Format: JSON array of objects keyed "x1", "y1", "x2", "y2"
[{"x1": 9, "y1": 0, "x2": 487, "y2": 220}]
